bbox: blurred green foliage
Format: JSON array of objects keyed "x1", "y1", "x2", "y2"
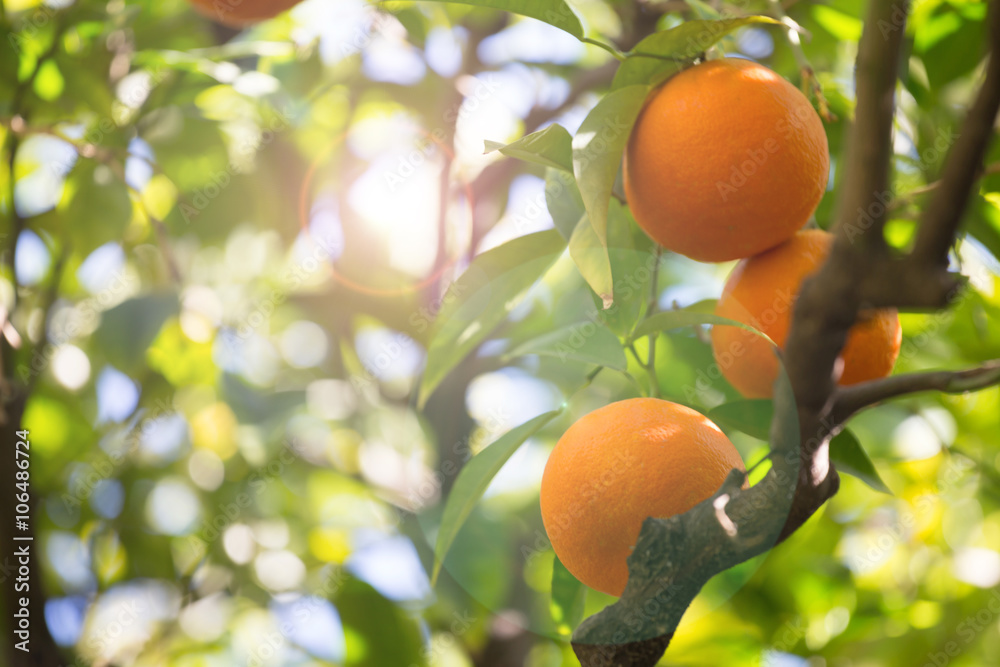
[{"x1": 1, "y1": 0, "x2": 999, "y2": 665}]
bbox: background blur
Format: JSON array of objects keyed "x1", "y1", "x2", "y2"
[{"x1": 3, "y1": 0, "x2": 1000, "y2": 665}]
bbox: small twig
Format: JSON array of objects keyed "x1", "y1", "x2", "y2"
[
  {"x1": 912, "y1": 0, "x2": 1000, "y2": 266},
  {"x1": 2, "y1": 116, "x2": 185, "y2": 284},
  {"x1": 645, "y1": 246, "x2": 663, "y2": 398},
  {"x1": 619, "y1": 368, "x2": 647, "y2": 395},
  {"x1": 889, "y1": 162, "x2": 1000, "y2": 211},
  {"x1": 767, "y1": 0, "x2": 834, "y2": 121},
  {"x1": 832, "y1": 360, "x2": 1000, "y2": 422},
  {"x1": 25, "y1": 248, "x2": 69, "y2": 395},
  {"x1": 2, "y1": 126, "x2": 24, "y2": 311},
  {"x1": 581, "y1": 37, "x2": 627, "y2": 61}
]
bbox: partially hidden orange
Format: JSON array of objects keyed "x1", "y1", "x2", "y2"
[
  {"x1": 540, "y1": 398, "x2": 745, "y2": 596},
  {"x1": 623, "y1": 57, "x2": 830, "y2": 262},
  {"x1": 712, "y1": 229, "x2": 902, "y2": 398}
]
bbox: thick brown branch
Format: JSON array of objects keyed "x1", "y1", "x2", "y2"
[
  {"x1": 789, "y1": 0, "x2": 910, "y2": 412},
  {"x1": 859, "y1": 259, "x2": 965, "y2": 310},
  {"x1": 573, "y1": 3, "x2": 915, "y2": 665},
  {"x1": 832, "y1": 360, "x2": 1000, "y2": 423},
  {"x1": 831, "y1": 0, "x2": 910, "y2": 255},
  {"x1": 912, "y1": 0, "x2": 1000, "y2": 266}
]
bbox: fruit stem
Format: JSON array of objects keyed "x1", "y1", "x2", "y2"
[
  {"x1": 644, "y1": 246, "x2": 663, "y2": 398},
  {"x1": 767, "y1": 0, "x2": 836, "y2": 122}
]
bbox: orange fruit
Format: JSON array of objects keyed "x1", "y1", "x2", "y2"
[
  {"x1": 187, "y1": 0, "x2": 303, "y2": 26},
  {"x1": 540, "y1": 398, "x2": 745, "y2": 596},
  {"x1": 623, "y1": 58, "x2": 830, "y2": 262},
  {"x1": 712, "y1": 229, "x2": 902, "y2": 398}
]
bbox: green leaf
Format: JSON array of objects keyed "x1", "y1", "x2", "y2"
[
  {"x1": 551, "y1": 554, "x2": 587, "y2": 635},
  {"x1": 707, "y1": 400, "x2": 892, "y2": 494},
  {"x1": 432, "y1": 409, "x2": 563, "y2": 585},
  {"x1": 830, "y1": 429, "x2": 892, "y2": 495},
  {"x1": 485, "y1": 124, "x2": 574, "y2": 172},
  {"x1": 685, "y1": 0, "x2": 722, "y2": 19},
  {"x1": 94, "y1": 292, "x2": 179, "y2": 373},
  {"x1": 812, "y1": 5, "x2": 864, "y2": 41},
  {"x1": 392, "y1": 6, "x2": 429, "y2": 46},
  {"x1": 572, "y1": 85, "x2": 648, "y2": 246},
  {"x1": 333, "y1": 575, "x2": 426, "y2": 666},
  {"x1": 545, "y1": 168, "x2": 585, "y2": 239},
  {"x1": 220, "y1": 373, "x2": 304, "y2": 424},
  {"x1": 631, "y1": 310, "x2": 774, "y2": 344},
  {"x1": 707, "y1": 399, "x2": 774, "y2": 441},
  {"x1": 62, "y1": 162, "x2": 134, "y2": 255},
  {"x1": 139, "y1": 108, "x2": 230, "y2": 193},
  {"x1": 419, "y1": 230, "x2": 566, "y2": 407},
  {"x1": 613, "y1": 18, "x2": 779, "y2": 89},
  {"x1": 438, "y1": 508, "x2": 512, "y2": 611},
  {"x1": 569, "y1": 215, "x2": 614, "y2": 308},
  {"x1": 506, "y1": 321, "x2": 627, "y2": 371},
  {"x1": 420, "y1": 0, "x2": 584, "y2": 38},
  {"x1": 599, "y1": 200, "x2": 655, "y2": 336}
]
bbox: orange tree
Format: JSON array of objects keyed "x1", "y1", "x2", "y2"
[{"x1": 2, "y1": 0, "x2": 1000, "y2": 666}]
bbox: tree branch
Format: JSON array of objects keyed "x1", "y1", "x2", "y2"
[
  {"x1": 573, "y1": 1, "x2": 915, "y2": 664},
  {"x1": 832, "y1": 360, "x2": 1000, "y2": 423},
  {"x1": 912, "y1": 0, "x2": 1000, "y2": 266}
]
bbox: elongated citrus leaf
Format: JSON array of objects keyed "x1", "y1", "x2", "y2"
[
  {"x1": 333, "y1": 576, "x2": 425, "y2": 666},
  {"x1": 419, "y1": 230, "x2": 566, "y2": 407},
  {"x1": 569, "y1": 214, "x2": 614, "y2": 308},
  {"x1": 830, "y1": 429, "x2": 892, "y2": 494},
  {"x1": 599, "y1": 201, "x2": 654, "y2": 336},
  {"x1": 551, "y1": 554, "x2": 587, "y2": 635},
  {"x1": 95, "y1": 292, "x2": 179, "y2": 373},
  {"x1": 545, "y1": 168, "x2": 585, "y2": 239},
  {"x1": 506, "y1": 320, "x2": 627, "y2": 371},
  {"x1": 420, "y1": 0, "x2": 584, "y2": 38},
  {"x1": 707, "y1": 399, "x2": 774, "y2": 440},
  {"x1": 684, "y1": 298, "x2": 718, "y2": 313},
  {"x1": 708, "y1": 400, "x2": 892, "y2": 494},
  {"x1": 432, "y1": 409, "x2": 563, "y2": 585},
  {"x1": 631, "y1": 310, "x2": 774, "y2": 344},
  {"x1": 612, "y1": 18, "x2": 781, "y2": 89},
  {"x1": 485, "y1": 124, "x2": 573, "y2": 172},
  {"x1": 572, "y1": 85, "x2": 648, "y2": 245}
]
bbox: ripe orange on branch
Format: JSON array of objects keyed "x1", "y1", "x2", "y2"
[
  {"x1": 187, "y1": 0, "x2": 303, "y2": 26},
  {"x1": 711, "y1": 229, "x2": 902, "y2": 398},
  {"x1": 623, "y1": 58, "x2": 830, "y2": 262},
  {"x1": 540, "y1": 398, "x2": 745, "y2": 596}
]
